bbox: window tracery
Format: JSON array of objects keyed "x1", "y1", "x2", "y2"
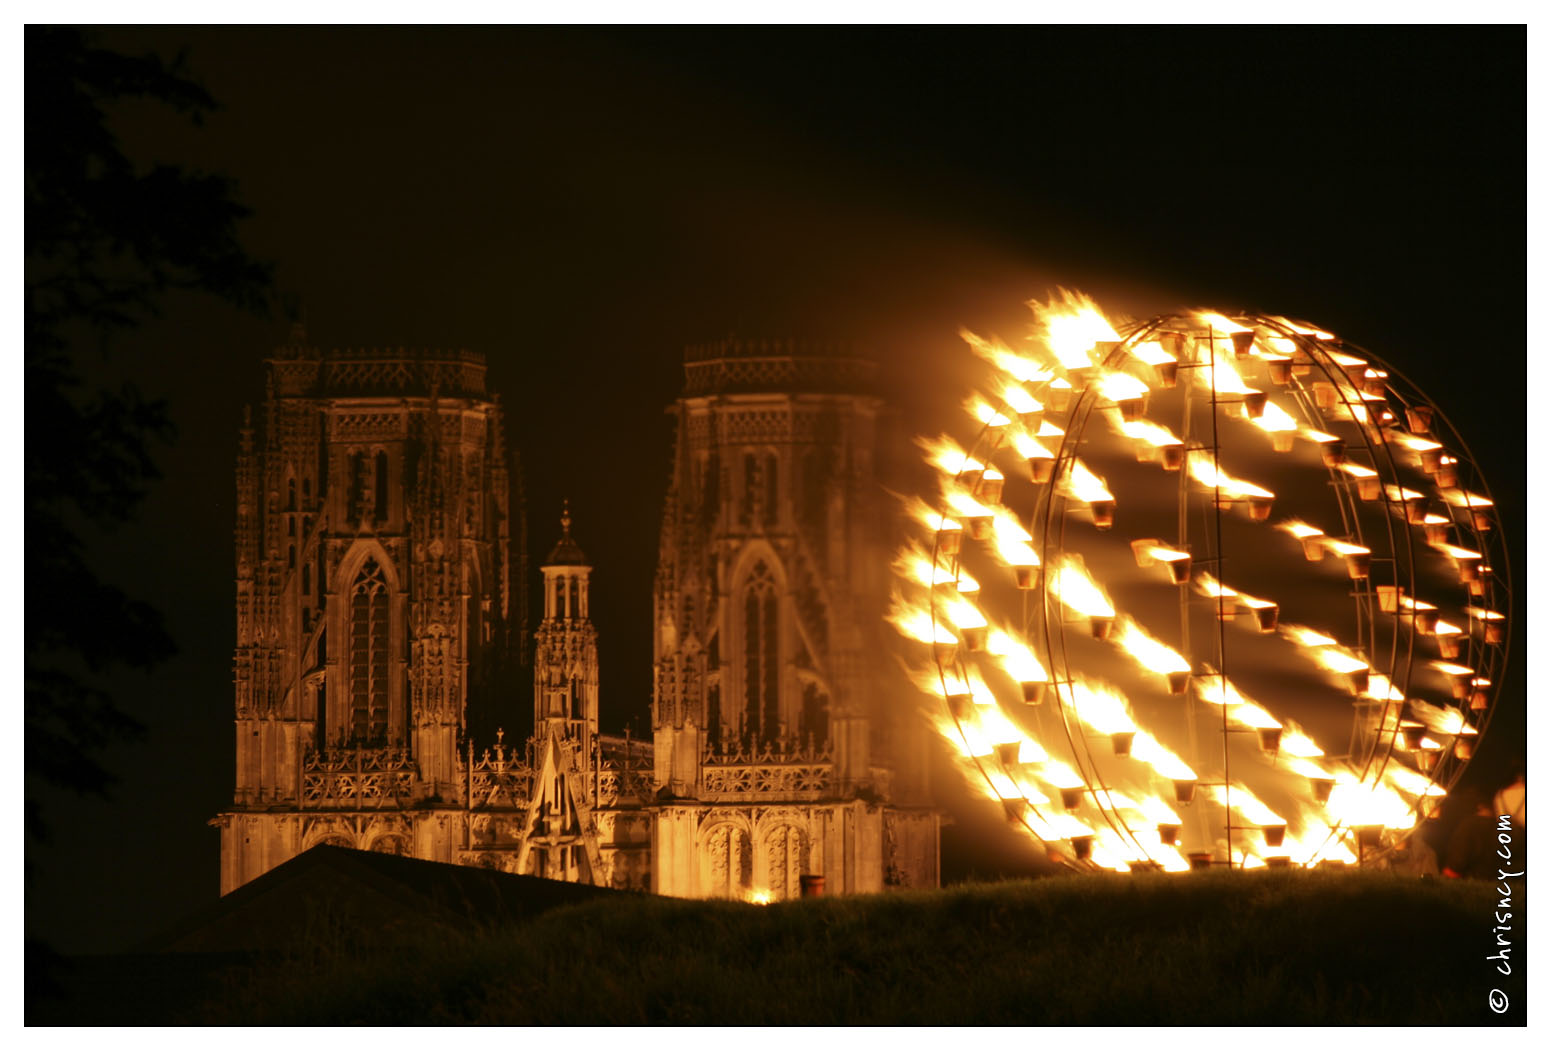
[
  {"x1": 742, "y1": 562, "x2": 779, "y2": 744},
  {"x1": 349, "y1": 557, "x2": 392, "y2": 742}
]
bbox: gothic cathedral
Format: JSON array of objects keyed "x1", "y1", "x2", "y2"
[{"x1": 214, "y1": 330, "x2": 939, "y2": 899}]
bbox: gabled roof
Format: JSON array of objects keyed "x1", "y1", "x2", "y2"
[{"x1": 145, "y1": 845, "x2": 616, "y2": 954}]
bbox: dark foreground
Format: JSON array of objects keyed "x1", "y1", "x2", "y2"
[{"x1": 30, "y1": 870, "x2": 1524, "y2": 1025}]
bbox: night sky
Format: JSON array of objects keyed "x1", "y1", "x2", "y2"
[{"x1": 26, "y1": 26, "x2": 1525, "y2": 954}]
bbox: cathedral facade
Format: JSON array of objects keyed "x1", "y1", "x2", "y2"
[{"x1": 214, "y1": 331, "x2": 938, "y2": 899}]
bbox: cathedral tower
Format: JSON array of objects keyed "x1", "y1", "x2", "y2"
[
  {"x1": 650, "y1": 339, "x2": 939, "y2": 899},
  {"x1": 215, "y1": 328, "x2": 513, "y2": 892},
  {"x1": 518, "y1": 503, "x2": 604, "y2": 883}
]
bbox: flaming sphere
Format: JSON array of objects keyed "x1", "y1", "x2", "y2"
[{"x1": 891, "y1": 292, "x2": 1511, "y2": 871}]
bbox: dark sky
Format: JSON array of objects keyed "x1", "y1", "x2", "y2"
[{"x1": 27, "y1": 26, "x2": 1525, "y2": 953}]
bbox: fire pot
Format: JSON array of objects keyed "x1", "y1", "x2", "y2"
[{"x1": 1252, "y1": 604, "x2": 1280, "y2": 633}]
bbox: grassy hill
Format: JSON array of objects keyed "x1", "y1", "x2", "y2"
[{"x1": 147, "y1": 869, "x2": 1515, "y2": 1025}]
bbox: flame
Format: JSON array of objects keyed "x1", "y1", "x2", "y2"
[
  {"x1": 1038, "y1": 759, "x2": 1085, "y2": 790},
  {"x1": 1197, "y1": 311, "x2": 1251, "y2": 336},
  {"x1": 1029, "y1": 289, "x2": 1122, "y2": 370},
  {"x1": 1326, "y1": 776, "x2": 1414, "y2": 830},
  {"x1": 1252, "y1": 399, "x2": 1299, "y2": 435},
  {"x1": 906, "y1": 662, "x2": 970, "y2": 702},
  {"x1": 1189, "y1": 331, "x2": 1260, "y2": 398},
  {"x1": 1409, "y1": 699, "x2": 1475, "y2": 737},
  {"x1": 895, "y1": 542, "x2": 979, "y2": 593},
  {"x1": 1285, "y1": 755, "x2": 1336, "y2": 782},
  {"x1": 1390, "y1": 432, "x2": 1442, "y2": 454},
  {"x1": 941, "y1": 481, "x2": 995, "y2": 521},
  {"x1": 988, "y1": 507, "x2": 1039, "y2": 569},
  {"x1": 1257, "y1": 335, "x2": 1297, "y2": 358},
  {"x1": 1338, "y1": 462, "x2": 1378, "y2": 483},
  {"x1": 1194, "y1": 572, "x2": 1274, "y2": 611},
  {"x1": 886, "y1": 595, "x2": 957, "y2": 648},
  {"x1": 1130, "y1": 729, "x2": 1197, "y2": 780},
  {"x1": 1095, "y1": 369, "x2": 1150, "y2": 404},
  {"x1": 1281, "y1": 623, "x2": 1340, "y2": 650},
  {"x1": 1139, "y1": 795, "x2": 1182, "y2": 826},
  {"x1": 1384, "y1": 764, "x2": 1446, "y2": 799},
  {"x1": 985, "y1": 627, "x2": 1049, "y2": 685},
  {"x1": 1115, "y1": 417, "x2": 1183, "y2": 451},
  {"x1": 747, "y1": 889, "x2": 773, "y2": 905},
  {"x1": 1211, "y1": 782, "x2": 1285, "y2": 828},
  {"x1": 1059, "y1": 678, "x2": 1137, "y2": 735},
  {"x1": 1278, "y1": 520, "x2": 1325, "y2": 540},
  {"x1": 1439, "y1": 489, "x2": 1493, "y2": 510},
  {"x1": 1360, "y1": 674, "x2": 1407, "y2": 703},
  {"x1": 903, "y1": 495, "x2": 960, "y2": 537},
  {"x1": 1326, "y1": 349, "x2": 1369, "y2": 371},
  {"x1": 942, "y1": 593, "x2": 987, "y2": 632},
  {"x1": 1193, "y1": 672, "x2": 1282, "y2": 729},
  {"x1": 961, "y1": 328, "x2": 1053, "y2": 384},
  {"x1": 1268, "y1": 316, "x2": 1335, "y2": 340},
  {"x1": 1134, "y1": 539, "x2": 1190, "y2": 565},
  {"x1": 1062, "y1": 458, "x2": 1114, "y2": 505},
  {"x1": 1465, "y1": 605, "x2": 1505, "y2": 622},
  {"x1": 1432, "y1": 542, "x2": 1483, "y2": 562},
  {"x1": 917, "y1": 434, "x2": 984, "y2": 478},
  {"x1": 1114, "y1": 617, "x2": 1190, "y2": 675},
  {"x1": 998, "y1": 381, "x2": 1042, "y2": 418},
  {"x1": 1049, "y1": 556, "x2": 1115, "y2": 618},
  {"x1": 966, "y1": 396, "x2": 1013, "y2": 430},
  {"x1": 1009, "y1": 425, "x2": 1054, "y2": 461},
  {"x1": 1320, "y1": 538, "x2": 1370, "y2": 558},
  {"x1": 1277, "y1": 721, "x2": 1325, "y2": 759},
  {"x1": 1312, "y1": 647, "x2": 1369, "y2": 675},
  {"x1": 1187, "y1": 453, "x2": 1274, "y2": 500},
  {"x1": 1128, "y1": 340, "x2": 1176, "y2": 367}
]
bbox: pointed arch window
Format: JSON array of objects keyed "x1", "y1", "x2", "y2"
[
  {"x1": 762, "y1": 451, "x2": 779, "y2": 528},
  {"x1": 743, "y1": 562, "x2": 779, "y2": 744},
  {"x1": 741, "y1": 452, "x2": 757, "y2": 525},
  {"x1": 349, "y1": 558, "x2": 392, "y2": 742},
  {"x1": 703, "y1": 451, "x2": 720, "y2": 527},
  {"x1": 373, "y1": 451, "x2": 389, "y2": 522}
]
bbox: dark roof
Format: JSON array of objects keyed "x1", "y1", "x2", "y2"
[
  {"x1": 545, "y1": 534, "x2": 588, "y2": 566},
  {"x1": 144, "y1": 845, "x2": 617, "y2": 954},
  {"x1": 543, "y1": 502, "x2": 589, "y2": 566}
]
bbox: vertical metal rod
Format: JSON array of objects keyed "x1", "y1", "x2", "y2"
[
  {"x1": 1178, "y1": 336, "x2": 1204, "y2": 854},
  {"x1": 1208, "y1": 328, "x2": 1231, "y2": 871}
]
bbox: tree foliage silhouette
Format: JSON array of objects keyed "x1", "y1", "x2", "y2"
[{"x1": 26, "y1": 28, "x2": 272, "y2": 840}]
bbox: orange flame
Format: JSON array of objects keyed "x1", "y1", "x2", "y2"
[
  {"x1": 961, "y1": 328, "x2": 1053, "y2": 384},
  {"x1": 1029, "y1": 289, "x2": 1122, "y2": 370},
  {"x1": 1049, "y1": 556, "x2": 1115, "y2": 618},
  {"x1": 1114, "y1": 617, "x2": 1190, "y2": 676}
]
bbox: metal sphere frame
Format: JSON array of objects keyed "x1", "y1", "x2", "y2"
[{"x1": 925, "y1": 311, "x2": 1512, "y2": 872}]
